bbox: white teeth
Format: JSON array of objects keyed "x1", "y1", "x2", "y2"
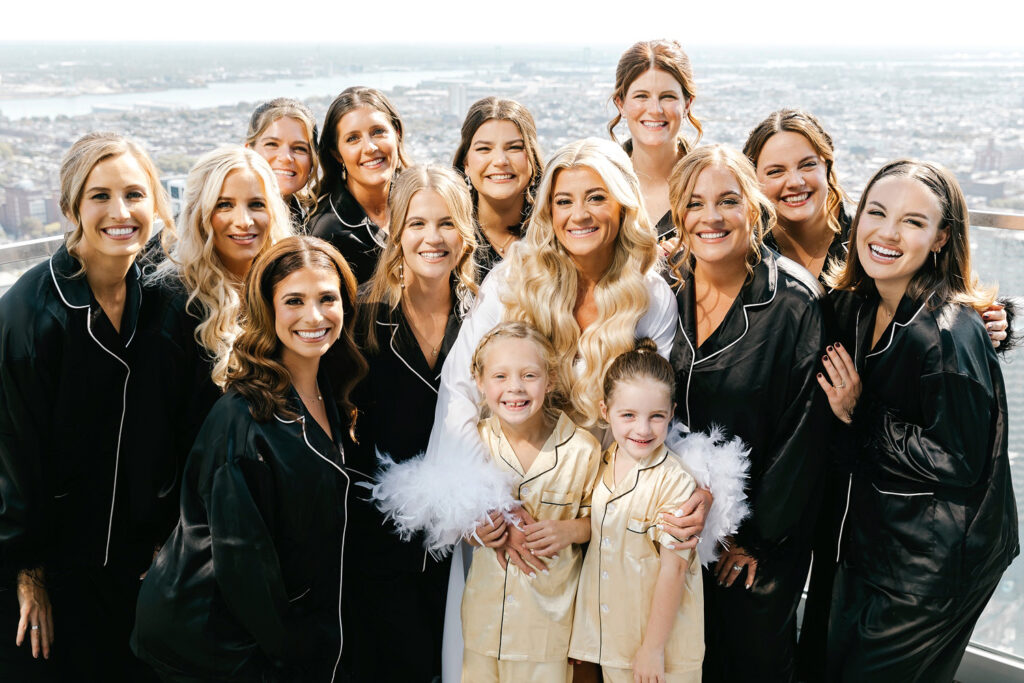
[
  {"x1": 419, "y1": 251, "x2": 447, "y2": 259},
  {"x1": 783, "y1": 193, "x2": 809, "y2": 203},
  {"x1": 274, "y1": 170, "x2": 296, "y2": 177},
  {"x1": 699, "y1": 231, "x2": 728, "y2": 239},
  {"x1": 488, "y1": 173, "x2": 514, "y2": 181},
  {"x1": 641, "y1": 121, "x2": 667, "y2": 128},
  {"x1": 228, "y1": 234, "x2": 256, "y2": 241},
  {"x1": 503, "y1": 400, "x2": 528, "y2": 408},
  {"x1": 105, "y1": 227, "x2": 135, "y2": 236},
  {"x1": 568, "y1": 227, "x2": 598, "y2": 236},
  {"x1": 296, "y1": 329, "x2": 328, "y2": 340},
  {"x1": 870, "y1": 244, "x2": 902, "y2": 258},
  {"x1": 362, "y1": 158, "x2": 385, "y2": 168}
]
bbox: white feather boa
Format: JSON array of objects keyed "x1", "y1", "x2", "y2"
[
  {"x1": 368, "y1": 449, "x2": 518, "y2": 557},
  {"x1": 665, "y1": 421, "x2": 751, "y2": 566}
]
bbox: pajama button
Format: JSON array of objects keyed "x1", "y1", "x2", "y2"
[
  {"x1": 601, "y1": 537, "x2": 611, "y2": 548},
  {"x1": 607, "y1": 503, "x2": 615, "y2": 513},
  {"x1": 601, "y1": 570, "x2": 609, "y2": 580},
  {"x1": 601, "y1": 604, "x2": 609, "y2": 613}
]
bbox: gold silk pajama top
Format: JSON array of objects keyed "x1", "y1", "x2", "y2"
[
  {"x1": 461, "y1": 412, "x2": 601, "y2": 661},
  {"x1": 568, "y1": 443, "x2": 704, "y2": 673}
]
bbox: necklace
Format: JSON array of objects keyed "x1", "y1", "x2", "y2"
[
  {"x1": 297, "y1": 382, "x2": 323, "y2": 407},
  {"x1": 405, "y1": 300, "x2": 448, "y2": 359},
  {"x1": 493, "y1": 230, "x2": 516, "y2": 257}
]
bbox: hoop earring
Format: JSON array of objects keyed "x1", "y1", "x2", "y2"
[{"x1": 398, "y1": 260, "x2": 405, "y2": 290}]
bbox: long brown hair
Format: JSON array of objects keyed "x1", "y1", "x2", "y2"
[
  {"x1": 743, "y1": 108, "x2": 847, "y2": 235},
  {"x1": 317, "y1": 86, "x2": 410, "y2": 199},
  {"x1": 608, "y1": 40, "x2": 703, "y2": 157},
  {"x1": 826, "y1": 159, "x2": 996, "y2": 311},
  {"x1": 227, "y1": 236, "x2": 367, "y2": 434},
  {"x1": 452, "y1": 97, "x2": 544, "y2": 233}
]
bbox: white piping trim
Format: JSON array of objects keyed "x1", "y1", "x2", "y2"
[
  {"x1": 836, "y1": 473, "x2": 852, "y2": 563},
  {"x1": 382, "y1": 320, "x2": 438, "y2": 395},
  {"x1": 329, "y1": 195, "x2": 369, "y2": 230},
  {"x1": 288, "y1": 587, "x2": 311, "y2": 602},
  {"x1": 51, "y1": 253, "x2": 136, "y2": 567},
  {"x1": 872, "y1": 483, "x2": 933, "y2": 497},
  {"x1": 296, "y1": 417, "x2": 348, "y2": 683},
  {"x1": 676, "y1": 257, "x2": 779, "y2": 425},
  {"x1": 86, "y1": 312, "x2": 130, "y2": 567},
  {"x1": 865, "y1": 300, "x2": 928, "y2": 359},
  {"x1": 49, "y1": 256, "x2": 88, "y2": 310}
]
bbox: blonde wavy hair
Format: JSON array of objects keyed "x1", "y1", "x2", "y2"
[
  {"x1": 360, "y1": 165, "x2": 478, "y2": 351},
  {"x1": 60, "y1": 131, "x2": 173, "y2": 272},
  {"x1": 150, "y1": 145, "x2": 293, "y2": 386},
  {"x1": 668, "y1": 144, "x2": 775, "y2": 284},
  {"x1": 502, "y1": 137, "x2": 659, "y2": 427}
]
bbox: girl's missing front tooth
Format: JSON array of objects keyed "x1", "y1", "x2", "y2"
[{"x1": 461, "y1": 321, "x2": 602, "y2": 683}]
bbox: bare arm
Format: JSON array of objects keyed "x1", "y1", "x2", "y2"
[{"x1": 632, "y1": 547, "x2": 689, "y2": 683}]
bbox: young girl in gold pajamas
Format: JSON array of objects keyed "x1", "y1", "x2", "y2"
[
  {"x1": 460, "y1": 321, "x2": 601, "y2": 683},
  {"x1": 570, "y1": 339, "x2": 707, "y2": 683}
]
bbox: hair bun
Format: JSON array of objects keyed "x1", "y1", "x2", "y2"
[{"x1": 634, "y1": 337, "x2": 658, "y2": 354}]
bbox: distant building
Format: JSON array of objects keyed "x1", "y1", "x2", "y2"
[
  {"x1": 161, "y1": 175, "x2": 188, "y2": 219},
  {"x1": 447, "y1": 83, "x2": 467, "y2": 118},
  {"x1": 974, "y1": 139, "x2": 1024, "y2": 172},
  {"x1": 0, "y1": 180, "x2": 62, "y2": 236}
]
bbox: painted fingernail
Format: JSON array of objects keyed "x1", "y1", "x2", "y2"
[
  {"x1": 542, "y1": 569, "x2": 549, "y2": 575},
  {"x1": 822, "y1": 355, "x2": 829, "y2": 362},
  {"x1": 530, "y1": 572, "x2": 537, "y2": 579},
  {"x1": 746, "y1": 583, "x2": 752, "y2": 590},
  {"x1": 827, "y1": 346, "x2": 834, "y2": 352},
  {"x1": 665, "y1": 544, "x2": 675, "y2": 550},
  {"x1": 835, "y1": 343, "x2": 843, "y2": 349},
  {"x1": 817, "y1": 373, "x2": 823, "y2": 379},
  {"x1": 983, "y1": 312, "x2": 991, "y2": 319},
  {"x1": 673, "y1": 509, "x2": 683, "y2": 517},
  {"x1": 656, "y1": 524, "x2": 664, "y2": 530}
]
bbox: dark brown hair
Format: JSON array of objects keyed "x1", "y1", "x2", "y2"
[
  {"x1": 452, "y1": 97, "x2": 544, "y2": 234},
  {"x1": 317, "y1": 86, "x2": 410, "y2": 198},
  {"x1": 602, "y1": 337, "x2": 675, "y2": 402},
  {"x1": 608, "y1": 40, "x2": 703, "y2": 157},
  {"x1": 228, "y1": 236, "x2": 368, "y2": 435},
  {"x1": 826, "y1": 159, "x2": 996, "y2": 311},
  {"x1": 743, "y1": 108, "x2": 847, "y2": 235}
]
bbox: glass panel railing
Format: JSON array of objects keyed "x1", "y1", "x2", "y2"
[
  {"x1": 0, "y1": 236, "x2": 63, "y2": 295},
  {"x1": 966, "y1": 220, "x2": 1024, "y2": 660}
]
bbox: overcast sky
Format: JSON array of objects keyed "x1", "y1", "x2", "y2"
[{"x1": 2, "y1": 0, "x2": 1022, "y2": 47}]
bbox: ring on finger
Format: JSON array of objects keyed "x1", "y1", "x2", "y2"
[
  {"x1": 731, "y1": 564, "x2": 742, "y2": 571},
  {"x1": 837, "y1": 380, "x2": 847, "y2": 389},
  {"x1": 30, "y1": 624, "x2": 40, "y2": 631}
]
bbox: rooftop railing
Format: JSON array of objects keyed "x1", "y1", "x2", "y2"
[{"x1": 1, "y1": 209, "x2": 1023, "y2": 682}]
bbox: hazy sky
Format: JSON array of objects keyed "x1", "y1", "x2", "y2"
[{"x1": 3, "y1": 0, "x2": 1022, "y2": 47}]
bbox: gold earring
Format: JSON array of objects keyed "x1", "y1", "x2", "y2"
[{"x1": 398, "y1": 260, "x2": 405, "y2": 290}]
